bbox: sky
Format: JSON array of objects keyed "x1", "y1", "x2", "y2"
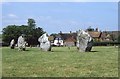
[
  {"x1": 1, "y1": 2, "x2": 118, "y2": 34},
  {"x1": 1, "y1": 0, "x2": 120, "y2": 2}
]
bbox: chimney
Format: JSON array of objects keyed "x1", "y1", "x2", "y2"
[
  {"x1": 60, "y1": 31, "x2": 62, "y2": 34},
  {"x1": 95, "y1": 28, "x2": 98, "y2": 32}
]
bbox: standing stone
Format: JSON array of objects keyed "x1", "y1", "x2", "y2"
[
  {"x1": 10, "y1": 39, "x2": 15, "y2": 49},
  {"x1": 17, "y1": 34, "x2": 26, "y2": 51},
  {"x1": 38, "y1": 33, "x2": 51, "y2": 51},
  {"x1": 77, "y1": 29, "x2": 93, "y2": 52}
]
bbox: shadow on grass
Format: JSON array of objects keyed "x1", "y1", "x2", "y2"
[
  {"x1": 51, "y1": 50, "x2": 77, "y2": 53},
  {"x1": 25, "y1": 50, "x2": 29, "y2": 51},
  {"x1": 13, "y1": 48, "x2": 30, "y2": 52},
  {"x1": 90, "y1": 51, "x2": 99, "y2": 52},
  {"x1": 51, "y1": 49, "x2": 99, "y2": 53}
]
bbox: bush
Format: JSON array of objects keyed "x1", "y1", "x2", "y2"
[
  {"x1": 93, "y1": 41, "x2": 120, "y2": 46},
  {"x1": 2, "y1": 19, "x2": 45, "y2": 46}
]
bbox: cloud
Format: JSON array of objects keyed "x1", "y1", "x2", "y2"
[
  {"x1": 2, "y1": 14, "x2": 27, "y2": 26},
  {"x1": 8, "y1": 14, "x2": 18, "y2": 18}
]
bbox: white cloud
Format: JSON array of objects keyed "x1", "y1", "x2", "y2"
[
  {"x1": 8, "y1": 14, "x2": 18, "y2": 18},
  {"x1": 2, "y1": 14, "x2": 26, "y2": 27}
]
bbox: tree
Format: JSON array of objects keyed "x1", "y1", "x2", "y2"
[
  {"x1": 27, "y1": 27, "x2": 45, "y2": 46},
  {"x1": 86, "y1": 26, "x2": 94, "y2": 31},
  {"x1": 50, "y1": 33, "x2": 58, "y2": 38},
  {"x1": 2, "y1": 25, "x2": 20, "y2": 44},
  {"x1": 27, "y1": 18, "x2": 36, "y2": 29},
  {"x1": 110, "y1": 33, "x2": 116, "y2": 41},
  {"x1": 118, "y1": 34, "x2": 120, "y2": 42},
  {"x1": 2, "y1": 18, "x2": 45, "y2": 46}
]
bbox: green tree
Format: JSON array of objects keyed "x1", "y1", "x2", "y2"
[
  {"x1": 27, "y1": 27, "x2": 45, "y2": 46},
  {"x1": 86, "y1": 26, "x2": 94, "y2": 31},
  {"x1": 27, "y1": 18, "x2": 36, "y2": 29},
  {"x1": 2, "y1": 18, "x2": 45, "y2": 46},
  {"x1": 118, "y1": 34, "x2": 120, "y2": 42},
  {"x1": 2, "y1": 25, "x2": 20, "y2": 44},
  {"x1": 50, "y1": 33, "x2": 58, "y2": 38}
]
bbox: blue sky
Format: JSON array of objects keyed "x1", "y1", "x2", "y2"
[{"x1": 2, "y1": 2, "x2": 118, "y2": 34}]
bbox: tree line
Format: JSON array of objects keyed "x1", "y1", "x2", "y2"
[{"x1": 2, "y1": 18, "x2": 45, "y2": 46}]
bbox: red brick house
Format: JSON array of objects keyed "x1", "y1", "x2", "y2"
[
  {"x1": 101, "y1": 31, "x2": 119, "y2": 42},
  {"x1": 60, "y1": 32, "x2": 77, "y2": 46},
  {"x1": 50, "y1": 30, "x2": 119, "y2": 46},
  {"x1": 64, "y1": 36, "x2": 76, "y2": 46}
]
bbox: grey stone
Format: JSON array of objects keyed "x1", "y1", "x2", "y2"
[
  {"x1": 38, "y1": 33, "x2": 51, "y2": 51},
  {"x1": 10, "y1": 39, "x2": 15, "y2": 49},
  {"x1": 17, "y1": 35, "x2": 26, "y2": 51},
  {"x1": 77, "y1": 29, "x2": 93, "y2": 52}
]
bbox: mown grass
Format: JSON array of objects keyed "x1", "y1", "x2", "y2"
[
  {"x1": 0, "y1": 34, "x2": 2, "y2": 39},
  {"x1": 2, "y1": 46, "x2": 118, "y2": 77},
  {"x1": 0, "y1": 47, "x2": 2, "y2": 78}
]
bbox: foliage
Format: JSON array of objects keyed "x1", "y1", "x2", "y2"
[
  {"x1": 118, "y1": 33, "x2": 120, "y2": 42},
  {"x1": 50, "y1": 33, "x2": 58, "y2": 38},
  {"x1": 0, "y1": 34, "x2": 2, "y2": 39},
  {"x1": 86, "y1": 26, "x2": 94, "y2": 31},
  {"x1": 118, "y1": 35, "x2": 120, "y2": 43},
  {"x1": 27, "y1": 18, "x2": 36, "y2": 29},
  {"x1": 2, "y1": 19, "x2": 45, "y2": 46},
  {"x1": 2, "y1": 46, "x2": 118, "y2": 77},
  {"x1": 2, "y1": 25, "x2": 21, "y2": 44},
  {"x1": 93, "y1": 41, "x2": 120, "y2": 46}
]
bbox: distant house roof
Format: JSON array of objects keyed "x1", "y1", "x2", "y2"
[
  {"x1": 60, "y1": 31, "x2": 102, "y2": 41},
  {"x1": 103, "y1": 31, "x2": 119, "y2": 38},
  {"x1": 48, "y1": 36, "x2": 54, "y2": 41},
  {"x1": 101, "y1": 31, "x2": 120, "y2": 41},
  {"x1": 60, "y1": 33, "x2": 77, "y2": 41},
  {"x1": 88, "y1": 32, "x2": 102, "y2": 38},
  {"x1": 101, "y1": 32, "x2": 107, "y2": 39},
  {"x1": 64, "y1": 36, "x2": 76, "y2": 42}
]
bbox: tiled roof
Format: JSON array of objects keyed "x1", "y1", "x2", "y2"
[
  {"x1": 60, "y1": 33, "x2": 77, "y2": 40},
  {"x1": 64, "y1": 36, "x2": 76, "y2": 42},
  {"x1": 48, "y1": 36, "x2": 54, "y2": 41},
  {"x1": 88, "y1": 32, "x2": 102, "y2": 38}
]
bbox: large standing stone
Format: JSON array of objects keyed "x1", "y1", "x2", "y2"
[
  {"x1": 77, "y1": 29, "x2": 93, "y2": 52},
  {"x1": 17, "y1": 34, "x2": 26, "y2": 51},
  {"x1": 38, "y1": 33, "x2": 51, "y2": 51},
  {"x1": 10, "y1": 39, "x2": 15, "y2": 49}
]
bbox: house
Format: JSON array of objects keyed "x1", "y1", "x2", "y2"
[
  {"x1": 64, "y1": 36, "x2": 76, "y2": 46},
  {"x1": 50, "y1": 34, "x2": 64, "y2": 46},
  {"x1": 48, "y1": 36, "x2": 54, "y2": 45},
  {"x1": 59, "y1": 31, "x2": 102, "y2": 46},
  {"x1": 88, "y1": 31, "x2": 102, "y2": 42},
  {"x1": 60, "y1": 32, "x2": 77, "y2": 46},
  {"x1": 53, "y1": 37, "x2": 64, "y2": 46},
  {"x1": 50, "y1": 30, "x2": 119, "y2": 46},
  {"x1": 101, "y1": 31, "x2": 119, "y2": 42}
]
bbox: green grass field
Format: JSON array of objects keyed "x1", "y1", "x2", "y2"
[
  {"x1": 2, "y1": 46, "x2": 118, "y2": 77},
  {"x1": 0, "y1": 34, "x2": 2, "y2": 39}
]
